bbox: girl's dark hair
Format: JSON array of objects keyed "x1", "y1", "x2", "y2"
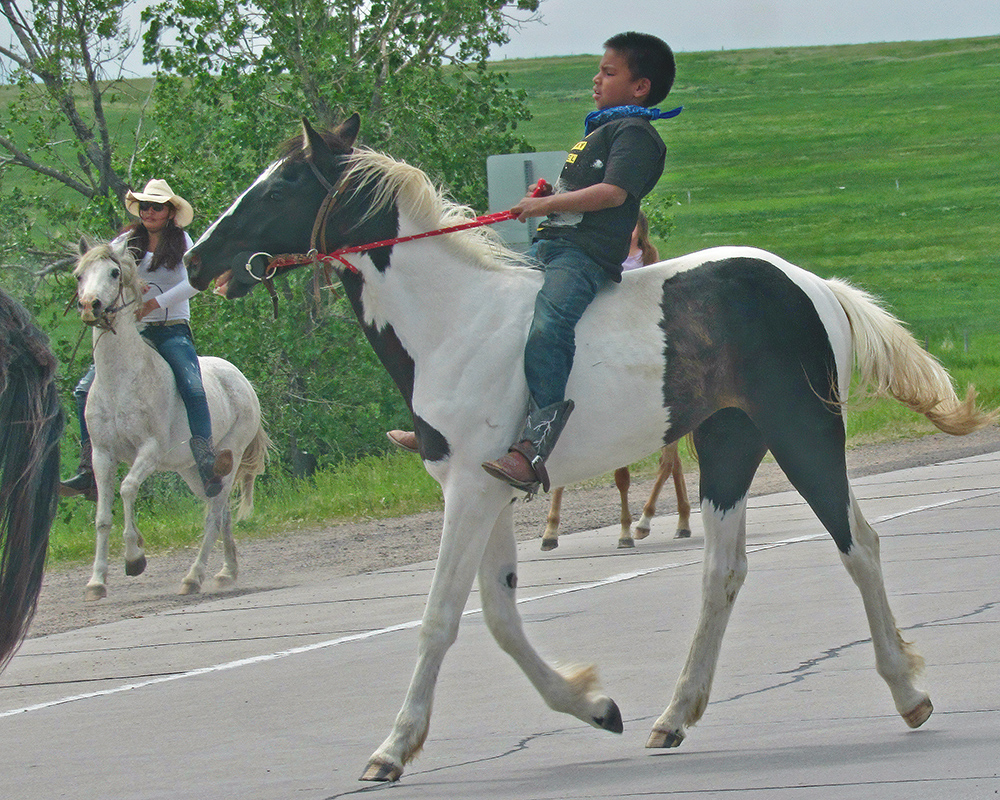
[
  {"x1": 604, "y1": 31, "x2": 676, "y2": 107},
  {"x1": 121, "y1": 215, "x2": 187, "y2": 272}
]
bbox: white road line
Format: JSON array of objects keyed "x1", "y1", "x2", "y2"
[{"x1": 4, "y1": 487, "x2": 997, "y2": 720}]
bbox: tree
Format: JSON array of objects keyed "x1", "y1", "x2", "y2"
[
  {"x1": 0, "y1": 0, "x2": 151, "y2": 242},
  {"x1": 141, "y1": 0, "x2": 540, "y2": 207}
]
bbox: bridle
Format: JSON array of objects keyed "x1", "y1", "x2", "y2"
[
  {"x1": 71, "y1": 255, "x2": 138, "y2": 335},
  {"x1": 242, "y1": 158, "x2": 546, "y2": 315}
]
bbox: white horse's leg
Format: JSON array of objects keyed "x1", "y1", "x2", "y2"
[
  {"x1": 118, "y1": 453, "x2": 158, "y2": 579},
  {"x1": 841, "y1": 491, "x2": 932, "y2": 726},
  {"x1": 647, "y1": 495, "x2": 748, "y2": 747},
  {"x1": 180, "y1": 485, "x2": 230, "y2": 595},
  {"x1": 541, "y1": 486, "x2": 563, "y2": 551},
  {"x1": 480, "y1": 501, "x2": 623, "y2": 729},
  {"x1": 213, "y1": 499, "x2": 238, "y2": 587},
  {"x1": 361, "y1": 478, "x2": 511, "y2": 782},
  {"x1": 85, "y1": 447, "x2": 117, "y2": 601},
  {"x1": 614, "y1": 466, "x2": 634, "y2": 548}
]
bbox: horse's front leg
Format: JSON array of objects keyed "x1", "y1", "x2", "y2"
[
  {"x1": 85, "y1": 446, "x2": 117, "y2": 601},
  {"x1": 541, "y1": 487, "x2": 563, "y2": 551},
  {"x1": 646, "y1": 495, "x2": 749, "y2": 747},
  {"x1": 361, "y1": 478, "x2": 512, "y2": 782},
  {"x1": 118, "y1": 451, "x2": 159, "y2": 580},
  {"x1": 614, "y1": 466, "x2": 634, "y2": 547},
  {"x1": 480, "y1": 500, "x2": 623, "y2": 731}
]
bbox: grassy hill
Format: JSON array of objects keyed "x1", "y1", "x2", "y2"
[{"x1": 498, "y1": 38, "x2": 1000, "y2": 352}]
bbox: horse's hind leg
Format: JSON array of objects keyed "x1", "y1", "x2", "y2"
[
  {"x1": 615, "y1": 466, "x2": 634, "y2": 548},
  {"x1": 213, "y1": 500, "x2": 238, "y2": 587},
  {"x1": 765, "y1": 403, "x2": 932, "y2": 728},
  {"x1": 180, "y1": 486, "x2": 229, "y2": 595},
  {"x1": 541, "y1": 487, "x2": 563, "y2": 551},
  {"x1": 479, "y1": 501, "x2": 623, "y2": 730},
  {"x1": 648, "y1": 409, "x2": 767, "y2": 748}
]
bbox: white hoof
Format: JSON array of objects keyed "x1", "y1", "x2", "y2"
[
  {"x1": 178, "y1": 579, "x2": 201, "y2": 595},
  {"x1": 84, "y1": 583, "x2": 107, "y2": 602}
]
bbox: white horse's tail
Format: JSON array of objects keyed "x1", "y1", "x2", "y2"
[
  {"x1": 233, "y1": 423, "x2": 272, "y2": 521},
  {"x1": 826, "y1": 278, "x2": 996, "y2": 435}
]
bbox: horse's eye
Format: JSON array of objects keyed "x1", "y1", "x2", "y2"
[
  {"x1": 110, "y1": 268, "x2": 120, "y2": 279},
  {"x1": 267, "y1": 189, "x2": 282, "y2": 202}
]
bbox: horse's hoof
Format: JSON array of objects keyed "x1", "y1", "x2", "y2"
[
  {"x1": 593, "y1": 698, "x2": 624, "y2": 733},
  {"x1": 617, "y1": 537, "x2": 635, "y2": 549},
  {"x1": 125, "y1": 555, "x2": 147, "y2": 576},
  {"x1": 903, "y1": 696, "x2": 933, "y2": 728},
  {"x1": 215, "y1": 573, "x2": 237, "y2": 588},
  {"x1": 633, "y1": 526, "x2": 651, "y2": 540},
  {"x1": 84, "y1": 584, "x2": 107, "y2": 602},
  {"x1": 646, "y1": 728, "x2": 685, "y2": 748},
  {"x1": 178, "y1": 579, "x2": 201, "y2": 596},
  {"x1": 359, "y1": 758, "x2": 402, "y2": 782},
  {"x1": 674, "y1": 528, "x2": 692, "y2": 539},
  {"x1": 540, "y1": 539, "x2": 558, "y2": 551}
]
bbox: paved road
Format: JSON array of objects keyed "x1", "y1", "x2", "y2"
[{"x1": 2, "y1": 451, "x2": 998, "y2": 799}]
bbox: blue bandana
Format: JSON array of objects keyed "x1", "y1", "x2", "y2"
[{"x1": 584, "y1": 104, "x2": 683, "y2": 135}]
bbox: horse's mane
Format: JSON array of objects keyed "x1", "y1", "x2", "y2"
[
  {"x1": 340, "y1": 149, "x2": 533, "y2": 272},
  {"x1": 74, "y1": 241, "x2": 143, "y2": 306}
]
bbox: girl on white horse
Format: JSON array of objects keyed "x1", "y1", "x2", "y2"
[{"x1": 60, "y1": 179, "x2": 233, "y2": 500}]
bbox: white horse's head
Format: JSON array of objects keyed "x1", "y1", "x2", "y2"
[{"x1": 74, "y1": 240, "x2": 142, "y2": 331}]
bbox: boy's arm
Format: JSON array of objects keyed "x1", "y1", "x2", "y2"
[{"x1": 510, "y1": 182, "x2": 626, "y2": 223}]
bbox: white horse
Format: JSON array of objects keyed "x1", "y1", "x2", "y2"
[
  {"x1": 543, "y1": 441, "x2": 692, "y2": 550},
  {"x1": 185, "y1": 117, "x2": 994, "y2": 782},
  {"x1": 73, "y1": 242, "x2": 270, "y2": 600}
]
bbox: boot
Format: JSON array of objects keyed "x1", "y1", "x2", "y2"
[
  {"x1": 59, "y1": 440, "x2": 97, "y2": 502},
  {"x1": 482, "y1": 399, "x2": 574, "y2": 494},
  {"x1": 190, "y1": 436, "x2": 234, "y2": 498},
  {"x1": 387, "y1": 430, "x2": 419, "y2": 453}
]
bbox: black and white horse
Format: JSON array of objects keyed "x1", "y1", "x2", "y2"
[
  {"x1": 0, "y1": 289, "x2": 63, "y2": 670},
  {"x1": 185, "y1": 116, "x2": 993, "y2": 782}
]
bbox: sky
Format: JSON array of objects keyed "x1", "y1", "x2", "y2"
[{"x1": 490, "y1": 0, "x2": 1000, "y2": 59}]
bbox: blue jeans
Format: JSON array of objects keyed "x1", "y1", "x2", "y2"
[
  {"x1": 74, "y1": 322, "x2": 212, "y2": 445},
  {"x1": 523, "y1": 239, "x2": 611, "y2": 409}
]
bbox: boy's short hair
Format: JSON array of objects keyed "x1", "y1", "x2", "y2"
[{"x1": 604, "y1": 32, "x2": 676, "y2": 107}]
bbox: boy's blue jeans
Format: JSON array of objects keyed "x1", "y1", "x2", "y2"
[
  {"x1": 73, "y1": 322, "x2": 212, "y2": 446},
  {"x1": 523, "y1": 238, "x2": 611, "y2": 409}
]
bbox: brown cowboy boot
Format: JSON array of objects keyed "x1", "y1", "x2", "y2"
[
  {"x1": 387, "y1": 430, "x2": 419, "y2": 453},
  {"x1": 59, "y1": 439, "x2": 97, "y2": 502},
  {"x1": 190, "y1": 436, "x2": 234, "y2": 498},
  {"x1": 482, "y1": 399, "x2": 574, "y2": 494}
]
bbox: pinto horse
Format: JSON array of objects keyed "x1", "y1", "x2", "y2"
[
  {"x1": 73, "y1": 242, "x2": 271, "y2": 599},
  {"x1": 185, "y1": 116, "x2": 994, "y2": 782},
  {"x1": 0, "y1": 289, "x2": 63, "y2": 670}
]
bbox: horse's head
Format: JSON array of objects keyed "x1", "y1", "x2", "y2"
[
  {"x1": 74, "y1": 240, "x2": 142, "y2": 331},
  {"x1": 185, "y1": 115, "x2": 361, "y2": 299}
]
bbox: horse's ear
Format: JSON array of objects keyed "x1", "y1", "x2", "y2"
[
  {"x1": 78, "y1": 237, "x2": 89, "y2": 256},
  {"x1": 334, "y1": 113, "x2": 360, "y2": 147}
]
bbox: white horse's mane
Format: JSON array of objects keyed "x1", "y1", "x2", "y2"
[
  {"x1": 75, "y1": 241, "x2": 143, "y2": 306},
  {"x1": 342, "y1": 149, "x2": 535, "y2": 273}
]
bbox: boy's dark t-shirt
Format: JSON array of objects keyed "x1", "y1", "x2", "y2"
[{"x1": 533, "y1": 116, "x2": 666, "y2": 281}]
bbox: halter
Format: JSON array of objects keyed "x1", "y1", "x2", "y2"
[
  {"x1": 243, "y1": 165, "x2": 549, "y2": 315},
  {"x1": 72, "y1": 257, "x2": 138, "y2": 335}
]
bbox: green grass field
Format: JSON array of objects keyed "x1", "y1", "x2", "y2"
[{"x1": 40, "y1": 37, "x2": 1000, "y2": 562}]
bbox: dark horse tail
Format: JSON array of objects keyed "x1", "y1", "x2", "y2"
[{"x1": 0, "y1": 289, "x2": 63, "y2": 670}]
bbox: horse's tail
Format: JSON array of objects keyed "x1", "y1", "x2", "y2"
[
  {"x1": 0, "y1": 292, "x2": 64, "y2": 671},
  {"x1": 826, "y1": 278, "x2": 996, "y2": 435},
  {"x1": 233, "y1": 422, "x2": 272, "y2": 521}
]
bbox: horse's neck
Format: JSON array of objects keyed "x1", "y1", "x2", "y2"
[{"x1": 90, "y1": 317, "x2": 153, "y2": 381}]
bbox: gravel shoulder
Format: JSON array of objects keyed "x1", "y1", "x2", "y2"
[{"x1": 29, "y1": 426, "x2": 1000, "y2": 638}]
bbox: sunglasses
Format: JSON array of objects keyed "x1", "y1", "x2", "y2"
[{"x1": 138, "y1": 201, "x2": 171, "y2": 212}]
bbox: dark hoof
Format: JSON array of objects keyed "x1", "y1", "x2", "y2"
[
  {"x1": 125, "y1": 555, "x2": 147, "y2": 577},
  {"x1": 359, "y1": 758, "x2": 402, "y2": 782},
  {"x1": 674, "y1": 528, "x2": 692, "y2": 539},
  {"x1": 646, "y1": 728, "x2": 685, "y2": 748},
  {"x1": 593, "y1": 699, "x2": 624, "y2": 734},
  {"x1": 540, "y1": 538, "x2": 558, "y2": 551},
  {"x1": 617, "y1": 537, "x2": 635, "y2": 549}
]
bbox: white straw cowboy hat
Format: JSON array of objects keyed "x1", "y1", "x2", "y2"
[{"x1": 125, "y1": 179, "x2": 194, "y2": 228}]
